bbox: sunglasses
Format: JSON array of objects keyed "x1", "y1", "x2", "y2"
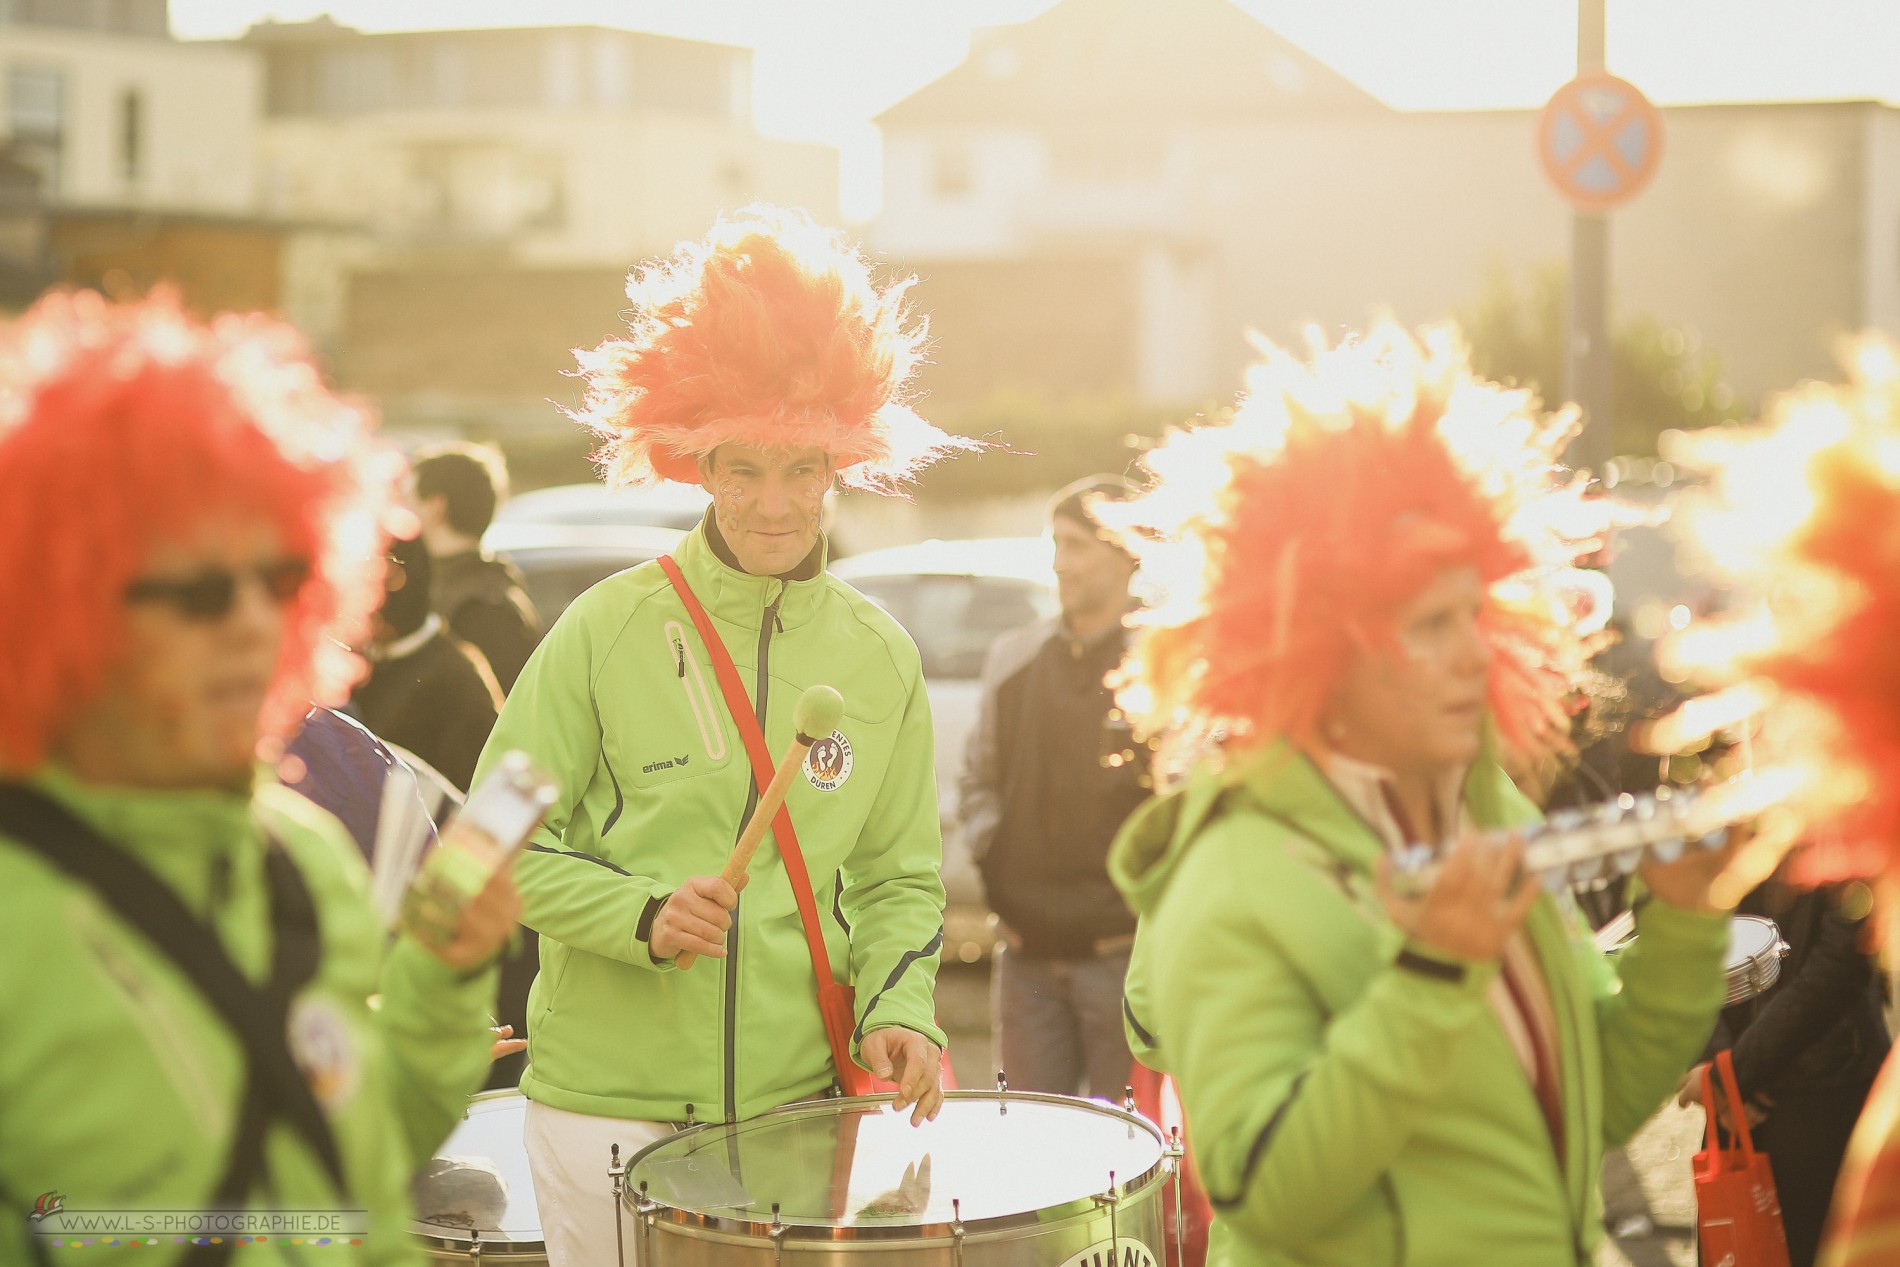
[{"x1": 124, "y1": 557, "x2": 313, "y2": 621}]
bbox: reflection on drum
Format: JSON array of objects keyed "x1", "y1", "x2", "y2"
[
  {"x1": 412, "y1": 1090, "x2": 548, "y2": 1264},
  {"x1": 617, "y1": 1090, "x2": 1183, "y2": 1265},
  {"x1": 1601, "y1": 913, "x2": 1789, "y2": 1008}
]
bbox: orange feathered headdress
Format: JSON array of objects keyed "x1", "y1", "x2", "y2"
[
  {"x1": 0, "y1": 290, "x2": 400, "y2": 772},
  {"x1": 1661, "y1": 336, "x2": 1900, "y2": 900},
  {"x1": 569, "y1": 206, "x2": 977, "y2": 491},
  {"x1": 1103, "y1": 323, "x2": 1613, "y2": 769}
]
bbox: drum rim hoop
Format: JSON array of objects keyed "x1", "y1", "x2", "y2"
[{"x1": 621, "y1": 1089, "x2": 1171, "y2": 1240}]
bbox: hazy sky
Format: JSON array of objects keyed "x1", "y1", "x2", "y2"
[{"x1": 170, "y1": 0, "x2": 1900, "y2": 220}]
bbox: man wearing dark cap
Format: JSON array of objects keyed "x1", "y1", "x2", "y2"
[
  {"x1": 959, "y1": 475, "x2": 1151, "y2": 1098},
  {"x1": 411, "y1": 443, "x2": 544, "y2": 694},
  {"x1": 351, "y1": 535, "x2": 502, "y2": 792}
]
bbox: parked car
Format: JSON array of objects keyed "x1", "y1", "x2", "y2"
[
  {"x1": 832, "y1": 538, "x2": 1060, "y2": 955},
  {"x1": 494, "y1": 481, "x2": 711, "y2": 532},
  {"x1": 482, "y1": 522, "x2": 686, "y2": 625}
]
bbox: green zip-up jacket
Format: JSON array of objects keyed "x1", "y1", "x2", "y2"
[
  {"x1": 473, "y1": 520, "x2": 946, "y2": 1124},
  {"x1": 1111, "y1": 746, "x2": 1728, "y2": 1267},
  {"x1": 0, "y1": 766, "x2": 499, "y2": 1264}
]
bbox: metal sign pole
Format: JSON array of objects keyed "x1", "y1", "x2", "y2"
[{"x1": 1568, "y1": 0, "x2": 1613, "y2": 479}]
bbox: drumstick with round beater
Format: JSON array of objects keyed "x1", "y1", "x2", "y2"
[{"x1": 676, "y1": 684, "x2": 845, "y2": 971}]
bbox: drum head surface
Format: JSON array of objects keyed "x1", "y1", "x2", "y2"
[
  {"x1": 1726, "y1": 916, "x2": 1780, "y2": 966},
  {"x1": 411, "y1": 1091, "x2": 542, "y2": 1247},
  {"x1": 627, "y1": 1093, "x2": 1163, "y2": 1229}
]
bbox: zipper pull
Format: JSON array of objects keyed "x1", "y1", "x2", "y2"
[
  {"x1": 766, "y1": 589, "x2": 785, "y2": 634},
  {"x1": 674, "y1": 638, "x2": 686, "y2": 678}
]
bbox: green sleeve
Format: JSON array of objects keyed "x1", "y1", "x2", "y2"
[
  {"x1": 1592, "y1": 896, "x2": 1729, "y2": 1147},
  {"x1": 377, "y1": 935, "x2": 500, "y2": 1164},
  {"x1": 473, "y1": 600, "x2": 673, "y2": 970},
  {"x1": 1150, "y1": 828, "x2": 1498, "y2": 1252},
  {"x1": 843, "y1": 670, "x2": 949, "y2": 1052},
  {"x1": 1123, "y1": 924, "x2": 1165, "y2": 1071}
]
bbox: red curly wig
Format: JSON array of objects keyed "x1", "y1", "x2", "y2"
[
  {"x1": 569, "y1": 206, "x2": 976, "y2": 491},
  {"x1": 0, "y1": 290, "x2": 400, "y2": 772},
  {"x1": 1105, "y1": 323, "x2": 1610, "y2": 768},
  {"x1": 1665, "y1": 336, "x2": 1900, "y2": 890}
]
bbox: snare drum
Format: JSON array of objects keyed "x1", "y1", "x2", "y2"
[
  {"x1": 411, "y1": 1090, "x2": 547, "y2": 1263},
  {"x1": 622, "y1": 1091, "x2": 1178, "y2": 1265},
  {"x1": 1724, "y1": 914, "x2": 1789, "y2": 1007}
]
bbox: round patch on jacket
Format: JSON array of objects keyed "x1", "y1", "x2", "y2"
[
  {"x1": 804, "y1": 730, "x2": 853, "y2": 792},
  {"x1": 287, "y1": 995, "x2": 361, "y2": 1111}
]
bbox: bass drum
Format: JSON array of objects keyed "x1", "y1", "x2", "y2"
[
  {"x1": 623, "y1": 1090, "x2": 1179, "y2": 1266},
  {"x1": 412, "y1": 1089, "x2": 548, "y2": 1264}
]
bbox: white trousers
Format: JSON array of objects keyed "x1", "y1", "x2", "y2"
[{"x1": 524, "y1": 1099, "x2": 676, "y2": 1267}]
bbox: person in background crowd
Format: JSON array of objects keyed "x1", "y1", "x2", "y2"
[
  {"x1": 1677, "y1": 874, "x2": 1890, "y2": 1267},
  {"x1": 960, "y1": 474, "x2": 1151, "y2": 1098},
  {"x1": 1643, "y1": 333, "x2": 1900, "y2": 1267},
  {"x1": 412, "y1": 442, "x2": 543, "y2": 693},
  {"x1": 0, "y1": 290, "x2": 518, "y2": 1263},
  {"x1": 351, "y1": 534, "x2": 502, "y2": 792},
  {"x1": 1105, "y1": 324, "x2": 1735, "y2": 1267},
  {"x1": 477, "y1": 207, "x2": 975, "y2": 1266}
]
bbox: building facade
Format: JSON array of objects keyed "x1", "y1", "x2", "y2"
[
  {"x1": 875, "y1": 0, "x2": 1900, "y2": 416},
  {"x1": 248, "y1": 19, "x2": 837, "y2": 268}
]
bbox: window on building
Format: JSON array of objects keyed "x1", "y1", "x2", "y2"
[
  {"x1": 544, "y1": 35, "x2": 582, "y2": 108},
  {"x1": 427, "y1": 46, "x2": 467, "y2": 108},
  {"x1": 7, "y1": 66, "x2": 64, "y2": 199},
  {"x1": 119, "y1": 87, "x2": 141, "y2": 183},
  {"x1": 933, "y1": 145, "x2": 973, "y2": 199},
  {"x1": 592, "y1": 39, "x2": 628, "y2": 107}
]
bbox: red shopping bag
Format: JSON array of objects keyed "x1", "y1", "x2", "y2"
[{"x1": 1695, "y1": 1049, "x2": 1790, "y2": 1267}]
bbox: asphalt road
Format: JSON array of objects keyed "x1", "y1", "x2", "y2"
[{"x1": 935, "y1": 960, "x2": 1705, "y2": 1265}]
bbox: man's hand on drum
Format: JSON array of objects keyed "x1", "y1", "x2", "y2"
[
  {"x1": 651, "y1": 873, "x2": 747, "y2": 963},
  {"x1": 411, "y1": 867, "x2": 522, "y2": 973},
  {"x1": 862, "y1": 1026, "x2": 944, "y2": 1126},
  {"x1": 1376, "y1": 831, "x2": 1541, "y2": 964}
]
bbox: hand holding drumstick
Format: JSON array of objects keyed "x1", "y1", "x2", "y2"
[{"x1": 665, "y1": 686, "x2": 845, "y2": 970}]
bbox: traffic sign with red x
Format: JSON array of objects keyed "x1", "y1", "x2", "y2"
[{"x1": 1538, "y1": 71, "x2": 1664, "y2": 213}]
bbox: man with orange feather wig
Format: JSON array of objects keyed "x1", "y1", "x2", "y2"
[
  {"x1": 467, "y1": 207, "x2": 974, "y2": 1265},
  {"x1": 0, "y1": 291, "x2": 521, "y2": 1262},
  {"x1": 1655, "y1": 336, "x2": 1900, "y2": 1267},
  {"x1": 1102, "y1": 323, "x2": 1738, "y2": 1267}
]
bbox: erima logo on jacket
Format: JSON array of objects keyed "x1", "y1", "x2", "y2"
[{"x1": 643, "y1": 754, "x2": 691, "y2": 774}]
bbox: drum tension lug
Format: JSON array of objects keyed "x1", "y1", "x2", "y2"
[
  {"x1": 951, "y1": 1197, "x2": 966, "y2": 1267},
  {"x1": 610, "y1": 1144, "x2": 625, "y2": 1267},
  {"x1": 769, "y1": 1201, "x2": 787, "y2": 1267},
  {"x1": 995, "y1": 1069, "x2": 1008, "y2": 1114},
  {"x1": 634, "y1": 1180, "x2": 655, "y2": 1267}
]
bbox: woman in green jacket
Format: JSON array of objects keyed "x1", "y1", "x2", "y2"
[
  {"x1": 1104, "y1": 325, "x2": 1735, "y2": 1267},
  {"x1": 0, "y1": 292, "x2": 518, "y2": 1263}
]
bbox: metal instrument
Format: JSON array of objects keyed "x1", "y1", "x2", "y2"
[
  {"x1": 1392, "y1": 777, "x2": 1777, "y2": 893},
  {"x1": 618, "y1": 1089, "x2": 1176, "y2": 1265}
]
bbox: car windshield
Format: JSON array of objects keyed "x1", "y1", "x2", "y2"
[{"x1": 847, "y1": 574, "x2": 1054, "y2": 680}]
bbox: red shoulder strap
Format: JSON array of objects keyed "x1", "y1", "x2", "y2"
[{"x1": 656, "y1": 556, "x2": 842, "y2": 999}]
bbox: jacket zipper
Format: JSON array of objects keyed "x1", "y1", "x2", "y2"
[
  {"x1": 725, "y1": 584, "x2": 784, "y2": 1122},
  {"x1": 667, "y1": 621, "x2": 728, "y2": 761}
]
